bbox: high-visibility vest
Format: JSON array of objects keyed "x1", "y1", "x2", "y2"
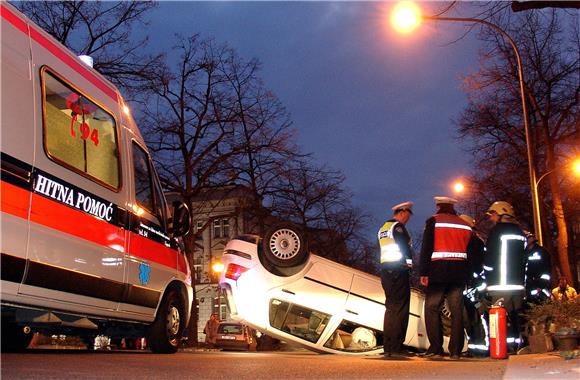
[
  {"x1": 378, "y1": 221, "x2": 410, "y2": 266},
  {"x1": 432, "y1": 214, "x2": 472, "y2": 261}
]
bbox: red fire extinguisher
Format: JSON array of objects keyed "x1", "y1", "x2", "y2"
[{"x1": 489, "y1": 302, "x2": 507, "y2": 359}]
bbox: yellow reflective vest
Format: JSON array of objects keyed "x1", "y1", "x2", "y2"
[{"x1": 378, "y1": 221, "x2": 411, "y2": 266}]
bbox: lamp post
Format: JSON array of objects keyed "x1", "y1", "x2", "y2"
[
  {"x1": 392, "y1": 4, "x2": 542, "y2": 244},
  {"x1": 534, "y1": 158, "x2": 580, "y2": 239}
]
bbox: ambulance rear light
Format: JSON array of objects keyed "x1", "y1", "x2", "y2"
[{"x1": 225, "y1": 264, "x2": 248, "y2": 280}]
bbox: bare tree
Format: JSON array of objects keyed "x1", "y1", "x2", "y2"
[
  {"x1": 136, "y1": 34, "x2": 246, "y2": 344},
  {"x1": 220, "y1": 54, "x2": 305, "y2": 234},
  {"x1": 14, "y1": 1, "x2": 163, "y2": 92},
  {"x1": 271, "y1": 160, "x2": 374, "y2": 272},
  {"x1": 456, "y1": 9, "x2": 579, "y2": 284}
]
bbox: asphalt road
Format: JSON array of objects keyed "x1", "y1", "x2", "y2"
[{"x1": 1, "y1": 349, "x2": 508, "y2": 380}]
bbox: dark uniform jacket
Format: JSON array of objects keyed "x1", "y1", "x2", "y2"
[
  {"x1": 419, "y1": 212, "x2": 474, "y2": 285},
  {"x1": 525, "y1": 244, "x2": 551, "y2": 301},
  {"x1": 484, "y1": 221, "x2": 527, "y2": 291}
]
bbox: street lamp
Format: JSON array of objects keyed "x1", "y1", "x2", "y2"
[
  {"x1": 452, "y1": 181, "x2": 466, "y2": 194},
  {"x1": 535, "y1": 157, "x2": 580, "y2": 190},
  {"x1": 392, "y1": 2, "x2": 542, "y2": 244}
]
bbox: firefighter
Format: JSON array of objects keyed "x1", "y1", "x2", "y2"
[
  {"x1": 483, "y1": 201, "x2": 527, "y2": 352},
  {"x1": 552, "y1": 276, "x2": 577, "y2": 301},
  {"x1": 378, "y1": 201, "x2": 414, "y2": 359},
  {"x1": 524, "y1": 233, "x2": 552, "y2": 304},
  {"x1": 419, "y1": 197, "x2": 474, "y2": 360}
]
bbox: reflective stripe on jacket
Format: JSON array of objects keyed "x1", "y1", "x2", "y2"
[
  {"x1": 484, "y1": 222, "x2": 527, "y2": 291},
  {"x1": 432, "y1": 214, "x2": 472, "y2": 262}
]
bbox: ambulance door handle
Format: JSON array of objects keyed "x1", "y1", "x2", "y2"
[
  {"x1": 346, "y1": 309, "x2": 358, "y2": 315},
  {"x1": 282, "y1": 289, "x2": 295, "y2": 295}
]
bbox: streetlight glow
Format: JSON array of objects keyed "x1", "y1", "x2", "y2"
[
  {"x1": 574, "y1": 159, "x2": 580, "y2": 176},
  {"x1": 453, "y1": 181, "x2": 465, "y2": 194},
  {"x1": 391, "y1": 1, "x2": 422, "y2": 34},
  {"x1": 212, "y1": 261, "x2": 225, "y2": 274}
]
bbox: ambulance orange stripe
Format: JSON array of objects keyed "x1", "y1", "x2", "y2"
[
  {"x1": 1, "y1": 178, "x2": 182, "y2": 272},
  {"x1": 29, "y1": 193, "x2": 125, "y2": 253},
  {"x1": 1, "y1": 4, "x2": 119, "y2": 102},
  {"x1": 0, "y1": 181, "x2": 30, "y2": 220}
]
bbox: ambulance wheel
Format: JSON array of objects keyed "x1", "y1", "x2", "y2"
[
  {"x1": 1, "y1": 318, "x2": 33, "y2": 352},
  {"x1": 148, "y1": 290, "x2": 185, "y2": 354},
  {"x1": 262, "y1": 223, "x2": 309, "y2": 268}
]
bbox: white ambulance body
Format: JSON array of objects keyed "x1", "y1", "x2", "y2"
[{"x1": 1, "y1": 2, "x2": 192, "y2": 353}]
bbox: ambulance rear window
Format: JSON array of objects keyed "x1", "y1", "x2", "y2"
[{"x1": 42, "y1": 69, "x2": 120, "y2": 190}]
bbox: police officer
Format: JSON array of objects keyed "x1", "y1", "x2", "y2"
[
  {"x1": 378, "y1": 201, "x2": 414, "y2": 359},
  {"x1": 419, "y1": 197, "x2": 473, "y2": 360},
  {"x1": 524, "y1": 233, "x2": 552, "y2": 304},
  {"x1": 484, "y1": 201, "x2": 527, "y2": 352}
]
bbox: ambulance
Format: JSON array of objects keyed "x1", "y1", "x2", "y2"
[{"x1": 1, "y1": 3, "x2": 193, "y2": 353}]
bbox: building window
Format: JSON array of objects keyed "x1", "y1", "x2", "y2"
[
  {"x1": 42, "y1": 69, "x2": 119, "y2": 189},
  {"x1": 213, "y1": 218, "x2": 230, "y2": 239},
  {"x1": 223, "y1": 219, "x2": 230, "y2": 238},
  {"x1": 196, "y1": 221, "x2": 204, "y2": 240},
  {"x1": 213, "y1": 219, "x2": 222, "y2": 238}
]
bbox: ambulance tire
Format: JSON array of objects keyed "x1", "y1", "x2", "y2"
[
  {"x1": 1, "y1": 317, "x2": 33, "y2": 352},
  {"x1": 262, "y1": 223, "x2": 309, "y2": 269},
  {"x1": 148, "y1": 290, "x2": 185, "y2": 354}
]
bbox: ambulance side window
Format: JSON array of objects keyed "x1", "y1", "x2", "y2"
[
  {"x1": 132, "y1": 142, "x2": 166, "y2": 229},
  {"x1": 42, "y1": 69, "x2": 120, "y2": 189},
  {"x1": 132, "y1": 143, "x2": 155, "y2": 214}
]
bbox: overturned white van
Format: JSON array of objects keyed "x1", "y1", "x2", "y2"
[{"x1": 1, "y1": 2, "x2": 193, "y2": 353}]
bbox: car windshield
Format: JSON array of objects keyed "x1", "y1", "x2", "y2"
[{"x1": 218, "y1": 324, "x2": 243, "y2": 335}]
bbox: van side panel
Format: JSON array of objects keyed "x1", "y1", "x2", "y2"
[{"x1": 0, "y1": 6, "x2": 35, "y2": 296}]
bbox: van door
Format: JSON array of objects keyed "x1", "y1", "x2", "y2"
[
  {"x1": 120, "y1": 141, "x2": 175, "y2": 317},
  {"x1": 22, "y1": 67, "x2": 126, "y2": 313},
  {"x1": 0, "y1": 5, "x2": 35, "y2": 296}
]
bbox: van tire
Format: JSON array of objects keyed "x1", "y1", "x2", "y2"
[
  {"x1": 262, "y1": 223, "x2": 309, "y2": 268},
  {"x1": 1, "y1": 318, "x2": 33, "y2": 352},
  {"x1": 148, "y1": 290, "x2": 185, "y2": 354}
]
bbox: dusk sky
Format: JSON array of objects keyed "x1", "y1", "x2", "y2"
[{"x1": 148, "y1": 1, "x2": 484, "y2": 239}]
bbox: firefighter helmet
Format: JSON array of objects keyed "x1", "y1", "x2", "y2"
[{"x1": 487, "y1": 201, "x2": 515, "y2": 217}]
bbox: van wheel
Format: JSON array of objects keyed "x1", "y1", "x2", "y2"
[
  {"x1": 1, "y1": 318, "x2": 33, "y2": 352},
  {"x1": 148, "y1": 290, "x2": 184, "y2": 354},
  {"x1": 262, "y1": 223, "x2": 309, "y2": 268}
]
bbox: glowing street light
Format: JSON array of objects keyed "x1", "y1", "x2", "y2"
[
  {"x1": 391, "y1": 1, "x2": 422, "y2": 34},
  {"x1": 212, "y1": 261, "x2": 224, "y2": 274},
  {"x1": 391, "y1": 1, "x2": 542, "y2": 245},
  {"x1": 574, "y1": 159, "x2": 580, "y2": 176},
  {"x1": 453, "y1": 181, "x2": 465, "y2": 194}
]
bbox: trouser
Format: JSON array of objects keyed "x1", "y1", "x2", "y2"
[
  {"x1": 425, "y1": 283, "x2": 464, "y2": 356},
  {"x1": 488, "y1": 289, "x2": 524, "y2": 350},
  {"x1": 380, "y1": 267, "x2": 410, "y2": 354}
]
